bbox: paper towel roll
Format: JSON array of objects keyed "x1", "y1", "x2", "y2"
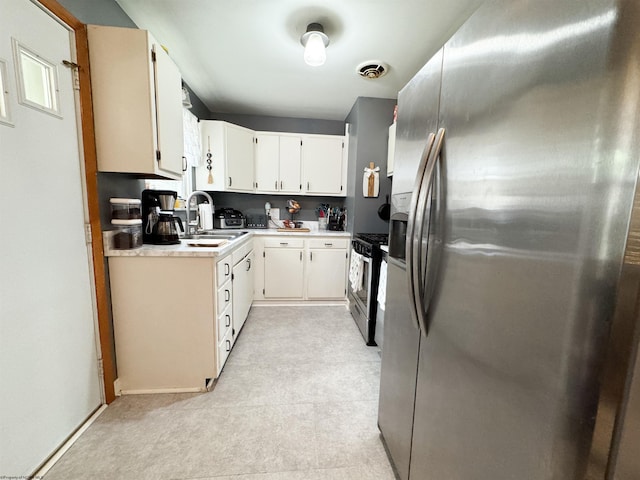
[{"x1": 198, "y1": 203, "x2": 213, "y2": 230}]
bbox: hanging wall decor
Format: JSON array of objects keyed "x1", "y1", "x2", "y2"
[
  {"x1": 206, "y1": 135, "x2": 213, "y2": 184},
  {"x1": 363, "y1": 162, "x2": 380, "y2": 197}
]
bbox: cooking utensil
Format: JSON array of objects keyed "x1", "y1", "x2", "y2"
[{"x1": 378, "y1": 195, "x2": 391, "y2": 221}]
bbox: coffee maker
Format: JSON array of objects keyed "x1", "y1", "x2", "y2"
[{"x1": 141, "y1": 189, "x2": 183, "y2": 245}]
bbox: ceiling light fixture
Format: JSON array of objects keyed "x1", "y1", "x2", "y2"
[{"x1": 300, "y1": 23, "x2": 329, "y2": 66}]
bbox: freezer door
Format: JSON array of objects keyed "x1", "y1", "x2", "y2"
[
  {"x1": 390, "y1": 49, "x2": 443, "y2": 198},
  {"x1": 409, "y1": 0, "x2": 640, "y2": 479},
  {"x1": 377, "y1": 259, "x2": 420, "y2": 480}
]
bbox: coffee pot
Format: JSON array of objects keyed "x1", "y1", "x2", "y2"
[{"x1": 153, "y1": 213, "x2": 183, "y2": 244}]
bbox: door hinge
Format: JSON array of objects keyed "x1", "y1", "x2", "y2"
[
  {"x1": 156, "y1": 150, "x2": 161, "y2": 161},
  {"x1": 84, "y1": 224, "x2": 92, "y2": 244},
  {"x1": 151, "y1": 50, "x2": 156, "y2": 62}
]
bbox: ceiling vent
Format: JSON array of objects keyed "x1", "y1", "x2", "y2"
[{"x1": 357, "y1": 61, "x2": 389, "y2": 79}]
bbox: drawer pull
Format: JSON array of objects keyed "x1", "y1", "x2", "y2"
[
  {"x1": 225, "y1": 315, "x2": 231, "y2": 328},
  {"x1": 225, "y1": 289, "x2": 230, "y2": 302},
  {"x1": 225, "y1": 263, "x2": 230, "y2": 276},
  {"x1": 280, "y1": 242, "x2": 288, "y2": 246},
  {"x1": 324, "y1": 243, "x2": 333, "y2": 246},
  {"x1": 226, "y1": 339, "x2": 231, "y2": 351}
]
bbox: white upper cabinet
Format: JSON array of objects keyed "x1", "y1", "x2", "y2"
[
  {"x1": 302, "y1": 135, "x2": 345, "y2": 196},
  {"x1": 254, "y1": 132, "x2": 302, "y2": 194},
  {"x1": 196, "y1": 120, "x2": 255, "y2": 192},
  {"x1": 87, "y1": 25, "x2": 184, "y2": 179}
]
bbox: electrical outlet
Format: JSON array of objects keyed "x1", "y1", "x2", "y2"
[{"x1": 270, "y1": 208, "x2": 280, "y2": 221}]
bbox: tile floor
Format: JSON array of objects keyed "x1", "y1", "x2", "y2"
[{"x1": 44, "y1": 306, "x2": 395, "y2": 480}]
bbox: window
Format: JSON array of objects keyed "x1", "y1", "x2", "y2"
[
  {"x1": 12, "y1": 38, "x2": 61, "y2": 117},
  {"x1": 0, "y1": 59, "x2": 12, "y2": 126}
]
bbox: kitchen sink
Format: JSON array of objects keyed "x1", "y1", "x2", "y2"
[{"x1": 182, "y1": 231, "x2": 249, "y2": 241}]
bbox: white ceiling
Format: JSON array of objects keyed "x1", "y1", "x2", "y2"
[{"x1": 115, "y1": 0, "x2": 483, "y2": 121}]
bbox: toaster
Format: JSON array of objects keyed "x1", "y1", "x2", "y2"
[{"x1": 214, "y1": 208, "x2": 246, "y2": 229}]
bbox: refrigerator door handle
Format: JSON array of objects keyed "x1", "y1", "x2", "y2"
[
  {"x1": 413, "y1": 127, "x2": 445, "y2": 336},
  {"x1": 406, "y1": 132, "x2": 436, "y2": 332}
]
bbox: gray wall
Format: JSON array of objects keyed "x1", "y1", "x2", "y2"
[{"x1": 345, "y1": 97, "x2": 396, "y2": 234}]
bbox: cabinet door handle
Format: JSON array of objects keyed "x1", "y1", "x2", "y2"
[
  {"x1": 226, "y1": 339, "x2": 231, "y2": 352},
  {"x1": 280, "y1": 181, "x2": 283, "y2": 190},
  {"x1": 225, "y1": 263, "x2": 230, "y2": 276},
  {"x1": 275, "y1": 180, "x2": 278, "y2": 190},
  {"x1": 225, "y1": 314, "x2": 231, "y2": 327},
  {"x1": 307, "y1": 181, "x2": 310, "y2": 190},
  {"x1": 225, "y1": 289, "x2": 230, "y2": 302},
  {"x1": 246, "y1": 258, "x2": 251, "y2": 271},
  {"x1": 324, "y1": 243, "x2": 333, "y2": 247},
  {"x1": 182, "y1": 156, "x2": 187, "y2": 172},
  {"x1": 310, "y1": 252, "x2": 313, "y2": 261},
  {"x1": 229, "y1": 177, "x2": 232, "y2": 187},
  {"x1": 300, "y1": 251, "x2": 302, "y2": 261}
]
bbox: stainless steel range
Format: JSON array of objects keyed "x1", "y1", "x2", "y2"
[{"x1": 348, "y1": 233, "x2": 388, "y2": 346}]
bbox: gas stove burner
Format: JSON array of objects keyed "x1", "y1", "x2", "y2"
[{"x1": 355, "y1": 233, "x2": 389, "y2": 246}]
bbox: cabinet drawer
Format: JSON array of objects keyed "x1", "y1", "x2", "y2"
[
  {"x1": 216, "y1": 254, "x2": 232, "y2": 287},
  {"x1": 217, "y1": 282, "x2": 233, "y2": 312},
  {"x1": 263, "y1": 237, "x2": 304, "y2": 248},
  {"x1": 217, "y1": 329, "x2": 233, "y2": 375},
  {"x1": 217, "y1": 302, "x2": 233, "y2": 342},
  {"x1": 308, "y1": 238, "x2": 349, "y2": 249}
]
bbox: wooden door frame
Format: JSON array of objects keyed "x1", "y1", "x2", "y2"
[{"x1": 38, "y1": 0, "x2": 116, "y2": 403}]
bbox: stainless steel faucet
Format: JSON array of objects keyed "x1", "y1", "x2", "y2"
[{"x1": 185, "y1": 190, "x2": 214, "y2": 236}]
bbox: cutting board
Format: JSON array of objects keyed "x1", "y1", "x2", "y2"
[{"x1": 277, "y1": 228, "x2": 311, "y2": 232}]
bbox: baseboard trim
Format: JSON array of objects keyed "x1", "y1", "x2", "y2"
[{"x1": 33, "y1": 404, "x2": 108, "y2": 478}]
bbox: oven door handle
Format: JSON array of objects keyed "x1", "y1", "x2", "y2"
[{"x1": 406, "y1": 132, "x2": 436, "y2": 333}]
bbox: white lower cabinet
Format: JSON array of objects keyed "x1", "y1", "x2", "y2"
[
  {"x1": 264, "y1": 239, "x2": 304, "y2": 299},
  {"x1": 108, "y1": 240, "x2": 254, "y2": 393},
  {"x1": 307, "y1": 248, "x2": 348, "y2": 299},
  {"x1": 232, "y1": 249, "x2": 254, "y2": 333},
  {"x1": 257, "y1": 236, "x2": 349, "y2": 301}
]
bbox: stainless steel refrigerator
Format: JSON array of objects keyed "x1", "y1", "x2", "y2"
[{"x1": 378, "y1": 0, "x2": 640, "y2": 479}]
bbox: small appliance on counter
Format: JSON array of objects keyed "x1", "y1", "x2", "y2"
[
  {"x1": 142, "y1": 189, "x2": 183, "y2": 245},
  {"x1": 214, "y1": 208, "x2": 246, "y2": 229},
  {"x1": 245, "y1": 213, "x2": 268, "y2": 229}
]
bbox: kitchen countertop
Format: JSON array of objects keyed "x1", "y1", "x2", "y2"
[{"x1": 103, "y1": 228, "x2": 351, "y2": 258}]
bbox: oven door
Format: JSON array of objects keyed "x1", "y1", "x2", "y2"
[{"x1": 349, "y1": 252, "x2": 373, "y2": 342}]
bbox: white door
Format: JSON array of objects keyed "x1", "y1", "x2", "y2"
[
  {"x1": 279, "y1": 135, "x2": 302, "y2": 193},
  {"x1": 0, "y1": 1, "x2": 102, "y2": 476},
  {"x1": 254, "y1": 132, "x2": 279, "y2": 192},
  {"x1": 225, "y1": 123, "x2": 255, "y2": 191},
  {"x1": 153, "y1": 41, "x2": 184, "y2": 177},
  {"x1": 302, "y1": 135, "x2": 344, "y2": 195},
  {"x1": 264, "y1": 248, "x2": 304, "y2": 298},
  {"x1": 307, "y1": 249, "x2": 348, "y2": 299},
  {"x1": 232, "y1": 250, "x2": 254, "y2": 332}
]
